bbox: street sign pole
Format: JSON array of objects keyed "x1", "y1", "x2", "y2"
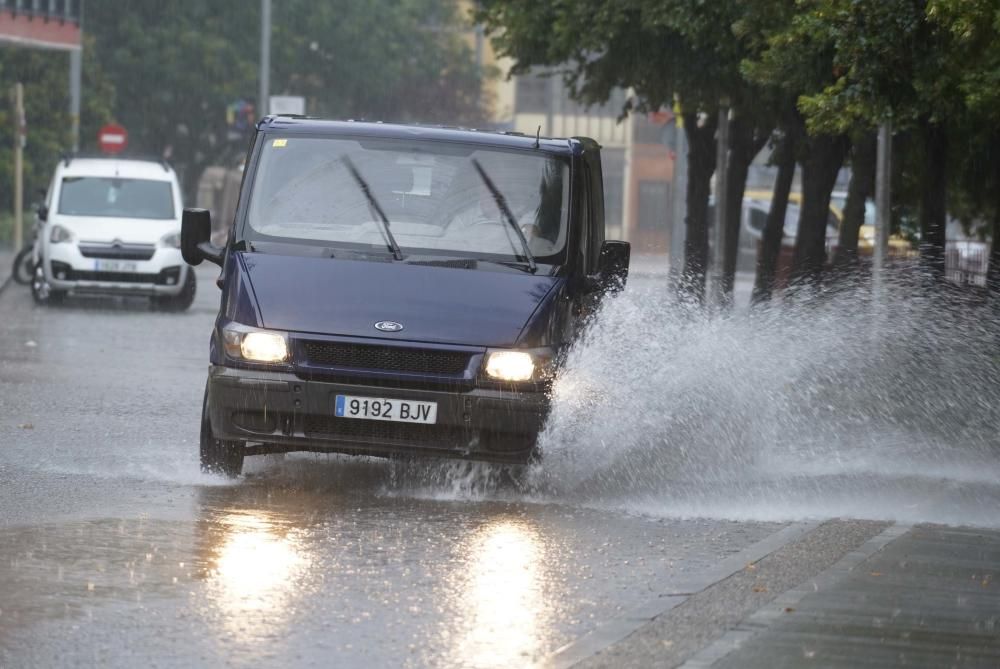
[
  {"x1": 259, "y1": 0, "x2": 271, "y2": 118},
  {"x1": 13, "y1": 82, "x2": 24, "y2": 252}
]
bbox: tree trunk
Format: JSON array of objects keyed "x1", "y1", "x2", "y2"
[
  {"x1": 678, "y1": 112, "x2": 717, "y2": 303},
  {"x1": 752, "y1": 128, "x2": 797, "y2": 304},
  {"x1": 721, "y1": 116, "x2": 771, "y2": 303},
  {"x1": 792, "y1": 133, "x2": 849, "y2": 284},
  {"x1": 919, "y1": 119, "x2": 948, "y2": 279},
  {"x1": 833, "y1": 132, "x2": 877, "y2": 268}
]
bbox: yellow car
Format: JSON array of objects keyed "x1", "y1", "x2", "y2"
[{"x1": 741, "y1": 189, "x2": 914, "y2": 257}]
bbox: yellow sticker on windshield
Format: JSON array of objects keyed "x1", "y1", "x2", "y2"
[{"x1": 272, "y1": 139, "x2": 287, "y2": 147}]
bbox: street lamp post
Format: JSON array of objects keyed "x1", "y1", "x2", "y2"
[
  {"x1": 713, "y1": 100, "x2": 731, "y2": 308},
  {"x1": 873, "y1": 121, "x2": 892, "y2": 301}
]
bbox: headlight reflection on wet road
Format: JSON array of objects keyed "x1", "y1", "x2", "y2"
[
  {"x1": 452, "y1": 519, "x2": 550, "y2": 668},
  {"x1": 206, "y1": 512, "x2": 307, "y2": 630}
]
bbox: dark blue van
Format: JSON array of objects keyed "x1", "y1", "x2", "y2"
[{"x1": 182, "y1": 117, "x2": 630, "y2": 476}]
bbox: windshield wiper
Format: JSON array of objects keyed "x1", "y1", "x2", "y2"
[
  {"x1": 341, "y1": 156, "x2": 403, "y2": 261},
  {"x1": 470, "y1": 158, "x2": 537, "y2": 273}
]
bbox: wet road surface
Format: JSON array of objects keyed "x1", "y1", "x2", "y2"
[
  {"x1": 1, "y1": 267, "x2": 999, "y2": 667},
  {"x1": 0, "y1": 268, "x2": 783, "y2": 667}
]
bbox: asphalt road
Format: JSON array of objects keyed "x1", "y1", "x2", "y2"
[{"x1": 1, "y1": 265, "x2": 998, "y2": 668}]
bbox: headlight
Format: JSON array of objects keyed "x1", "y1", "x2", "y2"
[
  {"x1": 50, "y1": 225, "x2": 74, "y2": 243},
  {"x1": 484, "y1": 351, "x2": 536, "y2": 382},
  {"x1": 222, "y1": 324, "x2": 289, "y2": 363},
  {"x1": 161, "y1": 231, "x2": 181, "y2": 248}
]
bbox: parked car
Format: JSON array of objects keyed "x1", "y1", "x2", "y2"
[
  {"x1": 734, "y1": 189, "x2": 916, "y2": 273},
  {"x1": 183, "y1": 117, "x2": 631, "y2": 476},
  {"x1": 32, "y1": 155, "x2": 195, "y2": 310}
]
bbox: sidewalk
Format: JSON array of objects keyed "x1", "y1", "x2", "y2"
[
  {"x1": 705, "y1": 524, "x2": 1000, "y2": 668},
  {"x1": 573, "y1": 523, "x2": 1000, "y2": 668}
]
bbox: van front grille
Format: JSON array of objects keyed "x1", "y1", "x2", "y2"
[{"x1": 301, "y1": 341, "x2": 471, "y2": 375}]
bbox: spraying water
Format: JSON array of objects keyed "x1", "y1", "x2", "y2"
[{"x1": 528, "y1": 271, "x2": 1000, "y2": 526}]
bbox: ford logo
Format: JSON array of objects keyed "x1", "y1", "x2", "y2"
[{"x1": 374, "y1": 321, "x2": 404, "y2": 333}]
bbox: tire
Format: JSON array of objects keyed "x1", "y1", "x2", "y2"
[
  {"x1": 30, "y1": 264, "x2": 65, "y2": 306},
  {"x1": 154, "y1": 269, "x2": 196, "y2": 312},
  {"x1": 200, "y1": 385, "x2": 244, "y2": 477},
  {"x1": 12, "y1": 246, "x2": 33, "y2": 285}
]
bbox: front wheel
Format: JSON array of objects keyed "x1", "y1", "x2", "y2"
[
  {"x1": 200, "y1": 386, "x2": 244, "y2": 477},
  {"x1": 154, "y1": 269, "x2": 196, "y2": 312},
  {"x1": 12, "y1": 246, "x2": 34, "y2": 285}
]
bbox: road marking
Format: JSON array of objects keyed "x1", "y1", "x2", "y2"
[
  {"x1": 677, "y1": 522, "x2": 911, "y2": 669},
  {"x1": 541, "y1": 520, "x2": 822, "y2": 669}
]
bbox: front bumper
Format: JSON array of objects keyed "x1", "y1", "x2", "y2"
[
  {"x1": 45, "y1": 243, "x2": 189, "y2": 296},
  {"x1": 206, "y1": 365, "x2": 548, "y2": 464}
]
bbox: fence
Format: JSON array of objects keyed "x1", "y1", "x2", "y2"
[{"x1": 945, "y1": 242, "x2": 990, "y2": 287}]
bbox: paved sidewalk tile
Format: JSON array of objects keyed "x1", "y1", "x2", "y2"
[{"x1": 712, "y1": 525, "x2": 1000, "y2": 668}]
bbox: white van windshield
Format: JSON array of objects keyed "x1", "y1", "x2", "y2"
[{"x1": 58, "y1": 177, "x2": 175, "y2": 220}]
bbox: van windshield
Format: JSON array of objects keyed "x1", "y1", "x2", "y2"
[
  {"x1": 58, "y1": 177, "x2": 175, "y2": 220},
  {"x1": 244, "y1": 136, "x2": 570, "y2": 264}
]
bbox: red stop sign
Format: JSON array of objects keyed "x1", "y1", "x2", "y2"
[{"x1": 98, "y1": 123, "x2": 128, "y2": 154}]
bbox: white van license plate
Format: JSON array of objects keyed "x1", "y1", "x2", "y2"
[
  {"x1": 335, "y1": 395, "x2": 438, "y2": 424},
  {"x1": 94, "y1": 259, "x2": 138, "y2": 273}
]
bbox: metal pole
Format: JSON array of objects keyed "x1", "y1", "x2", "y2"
[
  {"x1": 873, "y1": 121, "x2": 892, "y2": 298},
  {"x1": 713, "y1": 102, "x2": 730, "y2": 307},
  {"x1": 69, "y1": 48, "x2": 82, "y2": 152},
  {"x1": 259, "y1": 0, "x2": 271, "y2": 118},
  {"x1": 669, "y1": 111, "x2": 687, "y2": 277},
  {"x1": 14, "y1": 82, "x2": 24, "y2": 251}
]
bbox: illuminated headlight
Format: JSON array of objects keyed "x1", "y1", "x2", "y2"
[
  {"x1": 50, "y1": 224, "x2": 74, "y2": 243},
  {"x1": 161, "y1": 231, "x2": 181, "y2": 248},
  {"x1": 222, "y1": 324, "x2": 289, "y2": 363},
  {"x1": 484, "y1": 351, "x2": 536, "y2": 382}
]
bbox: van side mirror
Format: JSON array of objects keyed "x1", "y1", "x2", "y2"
[
  {"x1": 181, "y1": 208, "x2": 224, "y2": 267},
  {"x1": 594, "y1": 240, "x2": 630, "y2": 293},
  {"x1": 36, "y1": 203, "x2": 48, "y2": 222}
]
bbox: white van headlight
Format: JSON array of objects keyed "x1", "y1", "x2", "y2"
[
  {"x1": 50, "y1": 225, "x2": 74, "y2": 243},
  {"x1": 161, "y1": 231, "x2": 181, "y2": 248},
  {"x1": 222, "y1": 323, "x2": 289, "y2": 363}
]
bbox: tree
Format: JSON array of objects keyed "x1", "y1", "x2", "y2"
[
  {"x1": 926, "y1": 0, "x2": 1000, "y2": 290},
  {"x1": 480, "y1": 0, "x2": 782, "y2": 303},
  {"x1": 742, "y1": 1, "x2": 853, "y2": 285},
  {"x1": 784, "y1": 0, "x2": 978, "y2": 279}
]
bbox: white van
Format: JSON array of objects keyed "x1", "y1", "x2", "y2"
[{"x1": 32, "y1": 156, "x2": 195, "y2": 310}]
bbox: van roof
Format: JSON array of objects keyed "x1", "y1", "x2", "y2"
[
  {"x1": 257, "y1": 116, "x2": 596, "y2": 157},
  {"x1": 57, "y1": 157, "x2": 177, "y2": 181}
]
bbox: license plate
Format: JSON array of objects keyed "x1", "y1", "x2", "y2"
[
  {"x1": 335, "y1": 395, "x2": 437, "y2": 424},
  {"x1": 93, "y1": 259, "x2": 138, "y2": 273}
]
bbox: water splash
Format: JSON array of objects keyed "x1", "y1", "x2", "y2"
[{"x1": 531, "y1": 272, "x2": 1000, "y2": 527}]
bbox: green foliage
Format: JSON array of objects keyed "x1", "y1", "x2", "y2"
[
  {"x1": 479, "y1": 0, "x2": 764, "y2": 115},
  {"x1": 0, "y1": 40, "x2": 113, "y2": 215},
  {"x1": 83, "y1": 0, "x2": 484, "y2": 197}
]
